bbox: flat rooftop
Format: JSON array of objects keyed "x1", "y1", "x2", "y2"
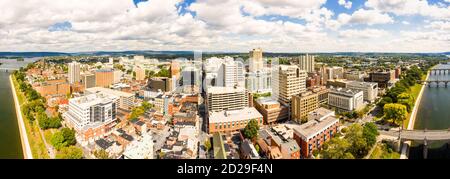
[
  {"x1": 86, "y1": 87, "x2": 134, "y2": 98},
  {"x1": 329, "y1": 87, "x2": 363, "y2": 97},
  {"x1": 207, "y1": 86, "x2": 246, "y2": 94},
  {"x1": 255, "y1": 97, "x2": 279, "y2": 105},
  {"x1": 70, "y1": 92, "x2": 119, "y2": 109},
  {"x1": 346, "y1": 81, "x2": 378, "y2": 87},
  {"x1": 209, "y1": 107, "x2": 262, "y2": 124}
]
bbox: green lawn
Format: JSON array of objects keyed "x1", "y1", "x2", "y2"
[
  {"x1": 12, "y1": 76, "x2": 50, "y2": 159},
  {"x1": 403, "y1": 74, "x2": 428, "y2": 129}
]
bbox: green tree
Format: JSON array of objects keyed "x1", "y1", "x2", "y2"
[
  {"x1": 204, "y1": 139, "x2": 211, "y2": 152},
  {"x1": 56, "y1": 146, "x2": 83, "y2": 159},
  {"x1": 363, "y1": 123, "x2": 379, "y2": 147},
  {"x1": 345, "y1": 124, "x2": 370, "y2": 158},
  {"x1": 243, "y1": 119, "x2": 260, "y2": 140},
  {"x1": 51, "y1": 128, "x2": 76, "y2": 150},
  {"x1": 51, "y1": 132, "x2": 65, "y2": 150},
  {"x1": 320, "y1": 137, "x2": 354, "y2": 159},
  {"x1": 383, "y1": 103, "x2": 408, "y2": 125},
  {"x1": 93, "y1": 149, "x2": 110, "y2": 159}
]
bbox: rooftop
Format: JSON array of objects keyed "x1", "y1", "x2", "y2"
[
  {"x1": 346, "y1": 81, "x2": 378, "y2": 87},
  {"x1": 209, "y1": 107, "x2": 263, "y2": 124},
  {"x1": 69, "y1": 92, "x2": 119, "y2": 109},
  {"x1": 207, "y1": 86, "x2": 246, "y2": 94},
  {"x1": 329, "y1": 87, "x2": 363, "y2": 97},
  {"x1": 294, "y1": 115, "x2": 339, "y2": 140},
  {"x1": 86, "y1": 87, "x2": 134, "y2": 98}
]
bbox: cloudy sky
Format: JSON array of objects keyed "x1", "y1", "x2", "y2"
[{"x1": 0, "y1": 0, "x2": 449, "y2": 53}]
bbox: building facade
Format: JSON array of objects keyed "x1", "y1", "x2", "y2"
[
  {"x1": 68, "y1": 61, "x2": 80, "y2": 84},
  {"x1": 272, "y1": 65, "x2": 306, "y2": 106},
  {"x1": 346, "y1": 81, "x2": 378, "y2": 102},
  {"x1": 85, "y1": 87, "x2": 135, "y2": 110},
  {"x1": 206, "y1": 86, "x2": 248, "y2": 113},
  {"x1": 95, "y1": 69, "x2": 114, "y2": 88},
  {"x1": 249, "y1": 48, "x2": 264, "y2": 73},
  {"x1": 254, "y1": 97, "x2": 289, "y2": 124},
  {"x1": 245, "y1": 69, "x2": 272, "y2": 93},
  {"x1": 297, "y1": 54, "x2": 315, "y2": 72},
  {"x1": 328, "y1": 88, "x2": 364, "y2": 111},
  {"x1": 291, "y1": 91, "x2": 319, "y2": 123}
]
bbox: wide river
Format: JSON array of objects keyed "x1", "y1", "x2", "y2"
[
  {"x1": 410, "y1": 64, "x2": 450, "y2": 159},
  {"x1": 0, "y1": 58, "x2": 37, "y2": 158}
]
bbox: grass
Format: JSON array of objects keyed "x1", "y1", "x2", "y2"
[
  {"x1": 403, "y1": 74, "x2": 427, "y2": 129},
  {"x1": 12, "y1": 76, "x2": 50, "y2": 159},
  {"x1": 369, "y1": 142, "x2": 400, "y2": 159}
]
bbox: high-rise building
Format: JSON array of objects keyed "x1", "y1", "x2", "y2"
[
  {"x1": 134, "y1": 66, "x2": 146, "y2": 81},
  {"x1": 170, "y1": 61, "x2": 180, "y2": 79},
  {"x1": 272, "y1": 65, "x2": 307, "y2": 106},
  {"x1": 297, "y1": 54, "x2": 315, "y2": 72},
  {"x1": 68, "y1": 61, "x2": 80, "y2": 84},
  {"x1": 95, "y1": 69, "x2": 114, "y2": 88},
  {"x1": 245, "y1": 69, "x2": 272, "y2": 93},
  {"x1": 182, "y1": 66, "x2": 201, "y2": 87},
  {"x1": 113, "y1": 70, "x2": 123, "y2": 84},
  {"x1": 63, "y1": 92, "x2": 118, "y2": 142},
  {"x1": 249, "y1": 48, "x2": 264, "y2": 72},
  {"x1": 81, "y1": 73, "x2": 96, "y2": 89},
  {"x1": 206, "y1": 86, "x2": 248, "y2": 113},
  {"x1": 148, "y1": 77, "x2": 173, "y2": 92},
  {"x1": 218, "y1": 58, "x2": 245, "y2": 87},
  {"x1": 291, "y1": 91, "x2": 319, "y2": 123}
]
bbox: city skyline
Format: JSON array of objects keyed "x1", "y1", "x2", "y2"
[{"x1": 0, "y1": 0, "x2": 449, "y2": 53}]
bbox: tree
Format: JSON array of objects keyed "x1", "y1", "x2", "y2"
[
  {"x1": 363, "y1": 123, "x2": 379, "y2": 147},
  {"x1": 383, "y1": 103, "x2": 408, "y2": 126},
  {"x1": 345, "y1": 124, "x2": 370, "y2": 158},
  {"x1": 397, "y1": 93, "x2": 414, "y2": 112},
  {"x1": 204, "y1": 139, "x2": 211, "y2": 152},
  {"x1": 51, "y1": 128, "x2": 76, "y2": 150},
  {"x1": 93, "y1": 149, "x2": 110, "y2": 159},
  {"x1": 56, "y1": 146, "x2": 83, "y2": 159},
  {"x1": 61, "y1": 128, "x2": 77, "y2": 146},
  {"x1": 51, "y1": 132, "x2": 65, "y2": 150},
  {"x1": 141, "y1": 101, "x2": 153, "y2": 111},
  {"x1": 320, "y1": 137, "x2": 354, "y2": 159},
  {"x1": 243, "y1": 119, "x2": 260, "y2": 140}
]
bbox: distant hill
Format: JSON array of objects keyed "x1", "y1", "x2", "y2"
[{"x1": 1, "y1": 51, "x2": 449, "y2": 58}]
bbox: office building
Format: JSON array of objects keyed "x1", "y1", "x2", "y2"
[
  {"x1": 344, "y1": 71, "x2": 365, "y2": 81},
  {"x1": 249, "y1": 48, "x2": 264, "y2": 72},
  {"x1": 206, "y1": 86, "x2": 248, "y2": 113},
  {"x1": 245, "y1": 69, "x2": 272, "y2": 93},
  {"x1": 68, "y1": 61, "x2": 80, "y2": 84},
  {"x1": 293, "y1": 108, "x2": 339, "y2": 158},
  {"x1": 369, "y1": 70, "x2": 395, "y2": 88},
  {"x1": 272, "y1": 65, "x2": 306, "y2": 106},
  {"x1": 134, "y1": 66, "x2": 146, "y2": 81},
  {"x1": 208, "y1": 107, "x2": 263, "y2": 134},
  {"x1": 346, "y1": 81, "x2": 378, "y2": 102},
  {"x1": 291, "y1": 91, "x2": 319, "y2": 123},
  {"x1": 297, "y1": 54, "x2": 315, "y2": 72},
  {"x1": 81, "y1": 73, "x2": 96, "y2": 89},
  {"x1": 218, "y1": 58, "x2": 245, "y2": 87},
  {"x1": 113, "y1": 70, "x2": 123, "y2": 84},
  {"x1": 63, "y1": 92, "x2": 118, "y2": 142},
  {"x1": 85, "y1": 87, "x2": 135, "y2": 110},
  {"x1": 254, "y1": 97, "x2": 289, "y2": 124},
  {"x1": 328, "y1": 88, "x2": 364, "y2": 111},
  {"x1": 95, "y1": 69, "x2": 114, "y2": 88},
  {"x1": 148, "y1": 77, "x2": 173, "y2": 92}
]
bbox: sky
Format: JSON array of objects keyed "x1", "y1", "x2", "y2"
[{"x1": 0, "y1": 0, "x2": 449, "y2": 53}]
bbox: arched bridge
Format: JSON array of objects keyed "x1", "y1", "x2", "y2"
[{"x1": 0, "y1": 67, "x2": 19, "y2": 72}]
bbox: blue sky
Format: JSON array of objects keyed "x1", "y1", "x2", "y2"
[{"x1": 0, "y1": 0, "x2": 449, "y2": 52}]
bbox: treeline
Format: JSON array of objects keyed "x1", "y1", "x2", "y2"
[{"x1": 13, "y1": 66, "x2": 82, "y2": 159}]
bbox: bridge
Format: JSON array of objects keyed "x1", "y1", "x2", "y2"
[
  {"x1": 379, "y1": 129, "x2": 450, "y2": 159},
  {"x1": 418, "y1": 80, "x2": 450, "y2": 87},
  {"x1": 0, "y1": 67, "x2": 19, "y2": 72}
]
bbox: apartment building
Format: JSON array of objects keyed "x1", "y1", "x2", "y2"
[
  {"x1": 85, "y1": 87, "x2": 135, "y2": 110},
  {"x1": 328, "y1": 88, "x2": 364, "y2": 111},
  {"x1": 206, "y1": 86, "x2": 248, "y2": 113},
  {"x1": 272, "y1": 65, "x2": 306, "y2": 106}
]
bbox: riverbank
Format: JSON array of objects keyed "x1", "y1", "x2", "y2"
[
  {"x1": 9, "y1": 75, "x2": 33, "y2": 159},
  {"x1": 400, "y1": 69, "x2": 431, "y2": 159}
]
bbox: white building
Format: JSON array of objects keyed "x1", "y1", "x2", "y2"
[
  {"x1": 64, "y1": 92, "x2": 118, "y2": 132},
  {"x1": 297, "y1": 54, "x2": 315, "y2": 72},
  {"x1": 206, "y1": 86, "x2": 248, "y2": 113},
  {"x1": 249, "y1": 48, "x2": 264, "y2": 73},
  {"x1": 346, "y1": 81, "x2": 378, "y2": 102},
  {"x1": 218, "y1": 57, "x2": 245, "y2": 87},
  {"x1": 85, "y1": 87, "x2": 135, "y2": 110},
  {"x1": 328, "y1": 88, "x2": 364, "y2": 111},
  {"x1": 68, "y1": 61, "x2": 80, "y2": 84},
  {"x1": 245, "y1": 68, "x2": 272, "y2": 93},
  {"x1": 123, "y1": 132, "x2": 154, "y2": 159}
]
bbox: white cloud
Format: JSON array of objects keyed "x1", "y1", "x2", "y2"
[
  {"x1": 338, "y1": 0, "x2": 353, "y2": 9},
  {"x1": 338, "y1": 9, "x2": 394, "y2": 25},
  {"x1": 339, "y1": 29, "x2": 390, "y2": 39},
  {"x1": 365, "y1": 0, "x2": 450, "y2": 20},
  {"x1": 426, "y1": 21, "x2": 450, "y2": 31},
  {"x1": 402, "y1": 21, "x2": 410, "y2": 25}
]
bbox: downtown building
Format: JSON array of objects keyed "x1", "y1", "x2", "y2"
[
  {"x1": 68, "y1": 61, "x2": 81, "y2": 84},
  {"x1": 293, "y1": 108, "x2": 339, "y2": 158},
  {"x1": 63, "y1": 92, "x2": 119, "y2": 143},
  {"x1": 246, "y1": 48, "x2": 272, "y2": 93},
  {"x1": 272, "y1": 65, "x2": 307, "y2": 106},
  {"x1": 328, "y1": 87, "x2": 364, "y2": 112},
  {"x1": 296, "y1": 54, "x2": 315, "y2": 72},
  {"x1": 85, "y1": 87, "x2": 135, "y2": 110},
  {"x1": 95, "y1": 69, "x2": 114, "y2": 88}
]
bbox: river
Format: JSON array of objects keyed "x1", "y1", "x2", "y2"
[
  {"x1": 409, "y1": 64, "x2": 450, "y2": 159},
  {"x1": 0, "y1": 58, "x2": 38, "y2": 159}
]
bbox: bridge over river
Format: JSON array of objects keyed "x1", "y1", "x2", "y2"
[{"x1": 379, "y1": 129, "x2": 450, "y2": 159}]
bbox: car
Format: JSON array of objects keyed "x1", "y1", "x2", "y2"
[{"x1": 153, "y1": 140, "x2": 157, "y2": 143}]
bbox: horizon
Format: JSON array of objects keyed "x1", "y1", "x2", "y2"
[{"x1": 0, "y1": 0, "x2": 449, "y2": 53}]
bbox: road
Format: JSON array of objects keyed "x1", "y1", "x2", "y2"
[{"x1": 38, "y1": 128, "x2": 55, "y2": 158}]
